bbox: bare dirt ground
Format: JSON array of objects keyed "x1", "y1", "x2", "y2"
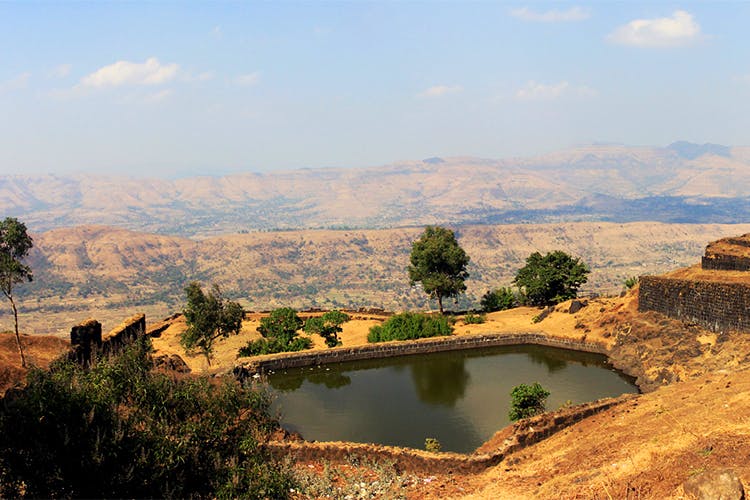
[{"x1": 0, "y1": 333, "x2": 70, "y2": 395}]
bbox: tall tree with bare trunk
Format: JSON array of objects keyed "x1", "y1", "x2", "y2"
[{"x1": 0, "y1": 218, "x2": 33, "y2": 367}]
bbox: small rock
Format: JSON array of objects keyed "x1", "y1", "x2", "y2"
[
  {"x1": 569, "y1": 299, "x2": 588, "y2": 314},
  {"x1": 683, "y1": 468, "x2": 745, "y2": 500}
]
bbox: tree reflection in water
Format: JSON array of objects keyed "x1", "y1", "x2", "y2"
[{"x1": 410, "y1": 357, "x2": 470, "y2": 407}]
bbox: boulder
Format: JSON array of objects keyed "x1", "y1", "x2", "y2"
[{"x1": 683, "y1": 468, "x2": 745, "y2": 500}]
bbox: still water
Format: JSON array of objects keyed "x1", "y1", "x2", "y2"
[{"x1": 266, "y1": 345, "x2": 638, "y2": 453}]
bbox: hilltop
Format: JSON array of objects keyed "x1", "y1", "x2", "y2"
[
  {"x1": 4, "y1": 143, "x2": 750, "y2": 237},
  {"x1": 11, "y1": 221, "x2": 750, "y2": 335}
]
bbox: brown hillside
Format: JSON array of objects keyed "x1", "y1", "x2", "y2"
[{"x1": 10, "y1": 221, "x2": 750, "y2": 336}]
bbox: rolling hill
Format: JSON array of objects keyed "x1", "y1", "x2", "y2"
[{"x1": 10, "y1": 221, "x2": 750, "y2": 335}]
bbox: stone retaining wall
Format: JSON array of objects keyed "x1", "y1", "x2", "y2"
[
  {"x1": 701, "y1": 254, "x2": 750, "y2": 271},
  {"x1": 234, "y1": 332, "x2": 609, "y2": 380},
  {"x1": 101, "y1": 314, "x2": 146, "y2": 355},
  {"x1": 638, "y1": 276, "x2": 750, "y2": 333},
  {"x1": 69, "y1": 314, "x2": 146, "y2": 364},
  {"x1": 266, "y1": 395, "x2": 634, "y2": 474}
]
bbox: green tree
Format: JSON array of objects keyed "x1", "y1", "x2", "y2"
[
  {"x1": 480, "y1": 287, "x2": 516, "y2": 313},
  {"x1": 513, "y1": 251, "x2": 590, "y2": 306},
  {"x1": 181, "y1": 282, "x2": 244, "y2": 365},
  {"x1": 508, "y1": 382, "x2": 550, "y2": 421},
  {"x1": 304, "y1": 310, "x2": 350, "y2": 347},
  {"x1": 0, "y1": 218, "x2": 33, "y2": 367},
  {"x1": 258, "y1": 307, "x2": 303, "y2": 345},
  {"x1": 408, "y1": 226, "x2": 470, "y2": 314}
]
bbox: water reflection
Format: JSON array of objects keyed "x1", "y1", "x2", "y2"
[
  {"x1": 270, "y1": 375, "x2": 303, "y2": 392},
  {"x1": 410, "y1": 357, "x2": 470, "y2": 407},
  {"x1": 526, "y1": 350, "x2": 567, "y2": 373},
  {"x1": 267, "y1": 345, "x2": 638, "y2": 452},
  {"x1": 270, "y1": 369, "x2": 351, "y2": 391},
  {"x1": 306, "y1": 370, "x2": 352, "y2": 389}
]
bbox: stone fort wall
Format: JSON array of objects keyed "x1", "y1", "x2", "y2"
[
  {"x1": 638, "y1": 276, "x2": 750, "y2": 333},
  {"x1": 70, "y1": 313, "x2": 146, "y2": 365}
]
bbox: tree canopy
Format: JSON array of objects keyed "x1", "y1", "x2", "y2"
[
  {"x1": 408, "y1": 226, "x2": 470, "y2": 314},
  {"x1": 304, "y1": 310, "x2": 350, "y2": 347},
  {"x1": 258, "y1": 307, "x2": 303, "y2": 345},
  {"x1": 513, "y1": 250, "x2": 589, "y2": 306},
  {"x1": 0, "y1": 217, "x2": 33, "y2": 367},
  {"x1": 181, "y1": 282, "x2": 244, "y2": 365}
]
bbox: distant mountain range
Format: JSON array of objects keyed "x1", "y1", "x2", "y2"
[{"x1": 3, "y1": 142, "x2": 750, "y2": 237}]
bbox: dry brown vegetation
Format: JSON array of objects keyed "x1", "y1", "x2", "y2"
[{"x1": 12, "y1": 221, "x2": 750, "y2": 336}]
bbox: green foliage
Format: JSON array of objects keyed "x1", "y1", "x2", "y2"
[
  {"x1": 508, "y1": 382, "x2": 550, "y2": 421},
  {"x1": 181, "y1": 282, "x2": 244, "y2": 365},
  {"x1": 624, "y1": 276, "x2": 639, "y2": 289},
  {"x1": 367, "y1": 312, "x2": 453, "y2": 343},
  {"x1": 408, "y1": 226, "x2": 470, "y2": 314},
  {"x1": 0, "y1": 337, "x2": 294, "y2": 498},
  {"x1": 480, "y1": 287, "x2": 517, "y2": 313},
  {"x1": 463, "y1": 312, "x2": 485, "y2": 324},
  {"x1": 513, "y1": 251, "x2": 590, "y2": 306},
  {"x1": 258, "y1": 307, "x2": 304, "y2": 345},
  {"x1": 238, "y1": 336, "x2": 312, "y2": 357},
  {"x1": 424, "y1": 438, "x2": 441, "y2": 453},
  {"x1": 239, "y1": 308, "x2": 313, "y2": 357},
  {"x1": 304, "y1": 310, "x2": 351, "y2": 347},
  {"x1": 0, "y1": 217, "x2": 33, "y2": 367}
]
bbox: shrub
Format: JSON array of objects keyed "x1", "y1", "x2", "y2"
[
  {"x1": 508, "y1": 382, "x2": 550, "y2": 421},
  {"x1": 0, "y1": 337, "x2": 294, "y2": 498},
  {"x1": 240, "y1": 307, "x2": 313, "y2": 357},
  {"x1": 424, "y1": 438, "x2": 441, "y2": 453},
  {"x1": 238, "y1": 336, "x2": 312, "y2": 357},
  {"x1": 463, "y1": 312, "x2": 485, "y2": 324},
  {"x1": 367, "y1": 312, "x2": 452, "y2": 343},
  {"x1": 480, "y1": 287, "x2": 517, "y2": 312},
  {"x1": 624, "y1": 276, "x2": 639, "y2": 289},
  {"x1": 304, "y1": 310, "x2": 351, "y2": 347}
]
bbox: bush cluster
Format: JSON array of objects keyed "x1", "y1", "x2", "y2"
[
  {"x1": 240, "y1": 307, "x2": 314, "y2": 357},
  {"x1": 508, "y1": 382, "x2": 550, "y2": 421},
  {"x1": 0, "y1": 337, "x2": 293, "y2": 498},
  {"x1": 367, "y1": 312, "x2": 452, "y2": 342},
  {"x1": 238, "y1": 336, "x2": 312, "y2": 357},
  {"x1": 480, "y1": 287, "x2": 517, "y2": 312},
  {"x1": 463, "y1": 312, "x2": 486, "y2": 324}
]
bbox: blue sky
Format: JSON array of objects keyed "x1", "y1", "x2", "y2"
[{"x1": 1, "y1": 2, "x2": 749, "y2": 176}]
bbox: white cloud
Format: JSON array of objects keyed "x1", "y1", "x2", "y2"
[
  {"x1": 0, "y1": 72, "x2": 31, "y2": 92},
  {"x1": 607, "y1": 10, "x2": 702, "y2": 48},
  {"x1": 80, "y1": 57, "x2": 179, "y2": 88},
  {"x1": 509, "y1": 6, "x2": 590, "y2": 23},
  {"x1": 417, "y1": 85, "x2": 463, "y2": 98},
  {"x1": 235, "y1": 72, "x2": 260, "y2": 86},
  {"x1": 49, "y1": 64, "x2": 72, "y2": 79},
  {"x1": 515, "y1": 80, "x2": 596, "y2": 101}
]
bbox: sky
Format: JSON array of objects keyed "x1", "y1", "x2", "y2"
[{"x1": 1, "y1": 1, "x2": 749, "y2": 177}]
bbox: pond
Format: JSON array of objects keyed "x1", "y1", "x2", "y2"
[{"x1": 266, "y1": 344, "x2": 638, "y2": 453}]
